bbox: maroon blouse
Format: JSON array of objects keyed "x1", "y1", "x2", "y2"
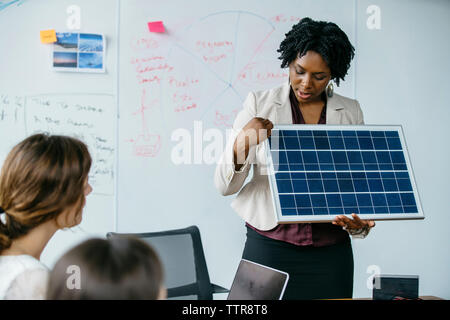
[{"x1": 246, "y1": 87, "x2": 349, "y2": 247}]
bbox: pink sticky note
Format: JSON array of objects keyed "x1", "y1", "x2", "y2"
[{"x1": 148, "y1": 21, "x2": 165, "y2": 33}]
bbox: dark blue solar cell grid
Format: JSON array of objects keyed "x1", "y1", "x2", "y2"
[{"x1": 269, "y1": 128, "x2": 420, "y2": 218}]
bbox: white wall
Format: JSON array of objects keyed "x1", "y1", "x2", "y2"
[{"x1": 353, "y1": 0, "x2": 450, "y2": 299}]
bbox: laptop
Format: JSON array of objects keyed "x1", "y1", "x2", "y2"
[{"x1": 227, "y1": 259, "x2": 289, "y2": 300}]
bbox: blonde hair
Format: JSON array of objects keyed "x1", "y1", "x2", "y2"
[{"x1": 0, "y1": 133, "x2": 92, "y2": 252}]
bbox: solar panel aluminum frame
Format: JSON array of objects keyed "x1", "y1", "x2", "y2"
[{"x1": 265, "y1": 124, "x2": 425, "y2": 223}]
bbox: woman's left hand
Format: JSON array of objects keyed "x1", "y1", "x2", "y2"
[{"x1": 332, "y1": 213, "x2": 375, "y2": 231}]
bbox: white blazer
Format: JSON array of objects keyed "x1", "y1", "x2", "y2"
[{"x1": 214, "y1": 81, "x2": 364, "y2": 231}]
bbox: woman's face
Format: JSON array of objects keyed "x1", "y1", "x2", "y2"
[
  {"x1": 84, "y1": 180, "x2": 93, "y2": 200},
  {"x1": 57, "y1": 179, "x2": 92, "y2": 228},
  {"x1": 76, "y1": 179, "x2": 92, "y2": 223},
  {"x1": 289, "y1": 50, "x2": 332, "y2": 103}
]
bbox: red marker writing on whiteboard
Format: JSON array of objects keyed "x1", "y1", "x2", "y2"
[{"x1": 147, "y1": 21, "x2": 165, "y2": 33}]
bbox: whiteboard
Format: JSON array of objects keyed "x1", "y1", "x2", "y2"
[
  {"x1": 1, "y1": 94, "x2": 115, "y2": 195},
  {"x1": 117, "y1": 0, "x2": 355, "y2": 297},
  {"x1": 0, "y1": 0, "x2": 118, "y2": 266}
]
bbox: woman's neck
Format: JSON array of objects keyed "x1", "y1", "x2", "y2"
[{"x1": 1, "y1": 219, "x2": 58, "y2": 260}]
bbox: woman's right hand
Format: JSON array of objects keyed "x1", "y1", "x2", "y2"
[{"x1": 233, "y1": 117, "x2": 274, "y2": 170}]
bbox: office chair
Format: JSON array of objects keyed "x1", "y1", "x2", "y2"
[{"x1": 107, "y1": 225, "x2": 229, "y2": 300}]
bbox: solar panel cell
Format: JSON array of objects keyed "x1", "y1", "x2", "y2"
[
  {"x1": 371, "y1": 193, "x2": 387, "y2": 207},
  {"x1": 329, "y1": 207, "x2": 344, "y2": 215},
  {"x1": 397, "y1": 179, "x2": 413, "y2": 191},
  {"x1": 356, "y1": 194, "x2": 372, "y2": 207},
  {"x1": 318, "y1": 151, "x2": 333, "y2": 163},
  {"x1": 358, "y1": 137, "x2": 374, "y2": 149},
  {"x1": 329, "y1": 137, "x2": 345, "y2": 149},
  {"x1": 301, "y1": 151, "x2": 316, "y2": 163},
  {"x1": 373, "y1": 206, "x2": 386, "y2": 214},
  {"x1": 297, "y1": 208, "x2": 313, "y2": 215},
  {"x1": 386, "y1": 193, "x2": 402, "y2": 207},
  {"x1": 299, "y1": 137, "x2": 315, "y2": 149},
  {"x1": 344, "y1": 137, "x2": 359, "y2": 149},
  {"x1": 287, "y1": 151, "x2": 303, "y2": 164},
  {"x1": 275, "y1": 173, "x2": 290, "y2": 180},
  {"x1": 390, "y1": 151, "x2": 406, "y2": 164},
  {"x1": 362, "y1": 151, "x2": 377, "y2": 164},
  {"x1": 342, "y1": 131, "x2": 356, "y2": 137},
  {"x1": 385, "y1": 131, "x2": 399, "y2": 137},
  {"x1": 295, "y1": 194, "x2": 310, "y2": 204},
  {"x1": 338, "y1": 179, "x2": 354, "y2": 192},
  {"x1": 314, "y1": 137, "x2": 330, "y2": 149},
  {"x1": 281, "y1": 208, "x2": 298, "y2": 216},
  {"x1": 342, "y1": 194, "x2": 357, "y2": 207},
  {"x1": 307, "y1": 179, "x2": 324, "y2": 193},
  {"x1": 326, "y1": 194, "x2": 342, "y2": 207},
  {"x1": 353, "y1": 178, "x2": 370, "y2": 192},
  {"x1": 347, "y1": 151, "x2": 363, "y2": 164},
  {"x1": 368, "y1": 179, "x2": 384, "y2": 192},
  {"x1": 332, "y1": 151, "x2": 347, "y2": 163},
  {"x1": 344, "y1": 207, "x2": 358, "y2": 214},
  {"x1": 292, "y1": 179, "x2": 308, "y2": 193},
  {"x1": 314, "y1": 207, "x2": 329, "y2": 215},
  {"x1": 387, "y1": 137, "x2": 402, "y2": 150},
  {"x1": 284, "y1": 137, "x2": 300, "y2": 150},
  {"x1": 390, "y1": 206, "x2": 403, "y2": 214},
  {"x1": 359, "y1": 206, "x2": 374, "y2": 214},
  {"x1": 328, "y1": 131, "x2": 342, "y2": 136},
  {"x1": 404, "y1": 206, "x2": 418, "y2": 213},
  {"x1": 297, "y1": 130, "x2": 312, "y2": 137},
  {"x1": 323, "y1": 179, "x2": 339, "y2": 192},
  {"x1": 400, "y1": 193, "x2": 416, "y2": 206},
  {"x1": 276, "y1": 179, "x2": 293, "y2": 193},
  {"x1": 382, "y1": 179, "x2": 398, "y2": 191},
  {"x1": 373, "y1": 137, "x2": 388, "y2": 150},
  {"x1": 371, "y1": 131, "x2": 385, "y2": 137},
  {"x1": 311, "y1": 194, "x2": 327, "y2": 207},
  {"x1": 279, "y1": 195, "x2": 295, "y2": 208}
]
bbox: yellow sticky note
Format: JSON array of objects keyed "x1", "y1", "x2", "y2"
[{"x1": 40, "y1": 29, "x2": 57, "y2": 43}]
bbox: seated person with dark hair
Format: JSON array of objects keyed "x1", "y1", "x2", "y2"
[{"x1": 47, "y1": 237, "x2": 166, "y2": 300}]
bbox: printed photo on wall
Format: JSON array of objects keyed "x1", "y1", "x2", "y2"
[{"x1": 52, "y1": 32, "x2": 105, "y2": 73}]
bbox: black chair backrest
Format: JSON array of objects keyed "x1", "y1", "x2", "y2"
[{"x1": 107, "y1": 225, "x2": 214, "y2": 299}]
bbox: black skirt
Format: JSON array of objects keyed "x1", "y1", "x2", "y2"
[{"x1": 242, "y1": 226, "x2": 354, "y2": 300}]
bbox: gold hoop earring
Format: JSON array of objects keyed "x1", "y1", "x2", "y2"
[{"x1": 326, "y1": 82, "x2": 334, "y2": 98}]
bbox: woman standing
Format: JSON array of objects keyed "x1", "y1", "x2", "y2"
[
  {"x1": 0, "y1": 133, "x2": 92, "y2": 299},
  {"x1": 215, "y1": 17, "x2": 375, "y2": 299}
]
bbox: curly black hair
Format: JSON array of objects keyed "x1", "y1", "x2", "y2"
[{"x1": 277, "y1": 17, "x2": 354, "y2": 86}]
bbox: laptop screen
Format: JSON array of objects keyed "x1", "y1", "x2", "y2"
[{"x1": 227, "y1": 259, "x2": 289, "y2": 300}]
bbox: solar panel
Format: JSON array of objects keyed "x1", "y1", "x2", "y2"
[{"x1": 265, "y1": 125, "x2": 424, "y2": 223}]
